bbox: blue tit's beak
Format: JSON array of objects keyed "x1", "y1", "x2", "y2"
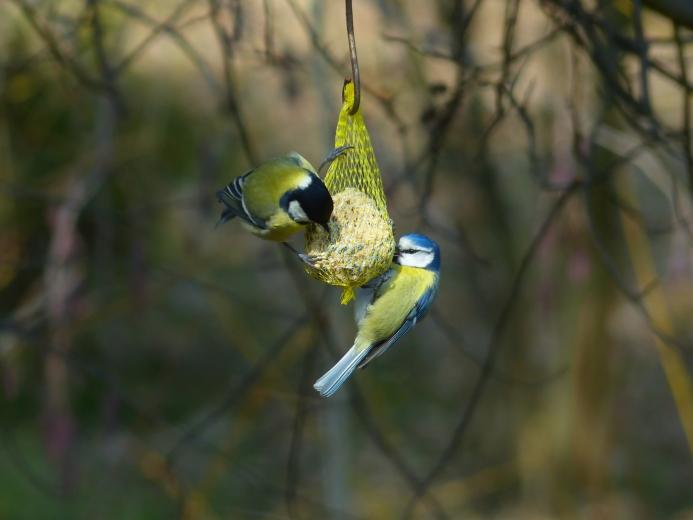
[{"x1": 392, "y1": 251, "x2": 400, "y2": 263}]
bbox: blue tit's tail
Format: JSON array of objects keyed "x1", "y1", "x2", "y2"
[{"x1": 313, "y1": 344, "x2": 370, "y2": 398}]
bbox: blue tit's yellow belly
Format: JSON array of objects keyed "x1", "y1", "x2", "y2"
[{"x1": 356, "y1": 265, "x2": 436, "y2": 350}]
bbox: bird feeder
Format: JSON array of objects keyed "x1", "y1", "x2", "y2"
[{"x1": 304, "y1": 81, "x2": 395, "y2": 304}]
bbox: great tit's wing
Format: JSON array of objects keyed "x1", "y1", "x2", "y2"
[
  {"x1": 216, "y1": 170, "x2": 265, "y2": 228},
  {"x1": 227, "y1": 171, "x2": 248, "y2": 200},
  {"x1": 357, "y1": 280, "x2": 439, "y2": 370}
]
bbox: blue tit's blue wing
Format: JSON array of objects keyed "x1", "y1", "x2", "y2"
[
  {"x1": 357, "y1": 317, "x2": 415, "y2": 370},
  {"x1": 356, "y1": 280, "x2": 439, "y2": 370},
  {"x1": 413, "y1": 279, "x2": 439, "y2": 319}
]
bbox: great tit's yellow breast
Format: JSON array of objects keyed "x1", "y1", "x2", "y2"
[
  {"x1": 356, "y1": 265, "x2": 436, "y2": 350},
  {"x1": 240, "y1": 210, "x2": 301, "y2": 241}
]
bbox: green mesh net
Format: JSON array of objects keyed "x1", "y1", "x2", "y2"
[
  {"x1": 304, "y1": 81, "x2": 395, "y2": 304},
  {"x1": 324, "y1": 82, "x2": 389, "y2": 216}
]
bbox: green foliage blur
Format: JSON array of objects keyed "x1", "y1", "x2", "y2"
[{"x1": 1, "y1": 1, "x2": 693, "y2": 519}]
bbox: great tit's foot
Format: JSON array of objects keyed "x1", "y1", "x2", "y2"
[
  {"x1": 282, "y1": 242, "x2": 315, "y2": 267},
  {"x1": 298, "y1": 253, "x2": 316, "y2": 268},
  {"x1": 317, "y1": 145, "x2": 353, "y2": 176}
]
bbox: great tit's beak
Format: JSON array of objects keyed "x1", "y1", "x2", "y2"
[{"x1": 320, "y1": 222, "x2": 331, "y2": 234}]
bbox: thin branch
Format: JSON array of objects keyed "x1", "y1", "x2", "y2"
[
  {"x1": 208, "y1": 0, "x2": 258, "y2": 164},
  {"x1": 87, "y1": 0, "x2": 126, "y2": 115},
  {"x1": 9, "y1": 0, "x2": 107, "y2": 92},
  {"x1": 285, "y1": 338, "x2": 319, "y2": 519},
  {"x1": 674, "y1": 23, "x2": 693, "y2": 194}
]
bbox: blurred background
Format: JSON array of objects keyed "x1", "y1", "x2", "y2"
[{"x1": 1, "y1": 0, "x2": 693, "y2": 518}]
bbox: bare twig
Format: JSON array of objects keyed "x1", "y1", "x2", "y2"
[
  {"x1": 674, "y1": 24, "x2": 693, "y2": 194},
  {"x1": 208, "y1": 0, "x2": 258, "y2": 164}
]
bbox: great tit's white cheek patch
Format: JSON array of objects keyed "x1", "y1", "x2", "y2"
[
  {"x1": 297, "y1": 175, "x2": 313, "y2": 189},
  {"x1": 288, "y1": 200, "x2": 310, "y2": 223}
]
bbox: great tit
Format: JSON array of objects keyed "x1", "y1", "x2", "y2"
[
  {"x1": 216, "y1": 147, "x2": 348, "y2": 242},
  {"x1": 314, "y1": 233, "x2": 441, "y2": 397}
]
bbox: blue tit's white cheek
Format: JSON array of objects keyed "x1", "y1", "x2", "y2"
[
  {"x1": 288, "y1": 200, "x2": 310, "y2": 223},
  {"x1": 399, "y1": 251, "x2": 434, "y2": 268}
]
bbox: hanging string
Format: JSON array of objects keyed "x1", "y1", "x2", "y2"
[{"x1": 345, "y1": 0, "x2": 360, "y2": 114}]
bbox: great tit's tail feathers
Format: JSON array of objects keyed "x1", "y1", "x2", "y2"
[
  {"x1": 217, "y1": 174, "x2": 244, "y2": 204},
  {"x1": 313, "y1": 344, "x2": 370, "y2": 398},
  {"x1": 215, "y1": 207, "x2": 236, "y2": 228}
]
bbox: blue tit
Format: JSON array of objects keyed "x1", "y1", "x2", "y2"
[
  {"x1": 314, "y1": 233, "x2": 441, "y2": 397},
  {"x1": 216, "y1": 147, "x2": 349, "y2": 242}
]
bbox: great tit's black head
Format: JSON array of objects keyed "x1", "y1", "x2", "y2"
[{"x1": 282, "y1": 173, "x2": 333, "y2": 231}]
